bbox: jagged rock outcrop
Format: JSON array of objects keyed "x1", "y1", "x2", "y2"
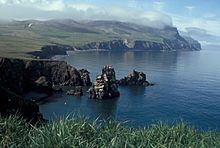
[
  {"x1": 66, "y1": 86, "x2": 83, "y2": 96},
  {"x1": 0, "y1": 86, "x2": 44, "y2": 122},
  {"x1": 88, "y1": 66, "x2": 120, "y2": 100},
  {"x1": 117, "y1": 70, "x2": 152, "y2": 86},
  {"x1": 0, "y1": 58, "x2": 91, "y2": 96},
  {"x1": 29, "y1": 45, "x2": 74, "y2": 59}
]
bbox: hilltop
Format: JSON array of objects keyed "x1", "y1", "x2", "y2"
[{"x1": 0, "y1": 19, "x2": 201, "y2": 58}]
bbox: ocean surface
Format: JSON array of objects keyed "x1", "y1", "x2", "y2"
[{"x1": 39, "y1": 47, "x2": 220, "y2": 130}]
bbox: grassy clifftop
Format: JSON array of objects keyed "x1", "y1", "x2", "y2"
[
  {"x1": 1, "y1": 115, "x2": 220, "y2": 147},
  {"x1": 0, "y1": 19, "x2": 183, "y2": 58}
]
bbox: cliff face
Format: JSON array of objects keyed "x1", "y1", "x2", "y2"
[
  {"x1": 0, "y1": 58, "x2": 91, "y2": 95},
  {"x1": 78, "y1": 38, "x2": 201, "y2": 51},
  {"x1": 26, "y1": 22, "x2": 201, "y2": 59},
  {"x1": 76, "y1": 26, "x2": 201, "y2": 51},
  {"x1": 30, "y1": 37, "x2": 201, "y2": 59},
  {"x1": 29, "y1": 45, "x2": 74, "y2": 59},
  {"x1": 0, "y1": 20, "x2": 202, "y2": 59}
]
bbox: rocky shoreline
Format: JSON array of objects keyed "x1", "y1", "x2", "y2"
[
  {"x1": 0, "y1": 57, "x2": 91, "y2": 95},
  {"x1": 78, "y1": 38, "x2": 201, "y2": 51},
  {"x1": 0, "y1": 57, "x2": 153, "y2": 120},
  {"x1": 0, "y1": 57, "x2": 91, "y2": 121},
  {"x1": 117, "y1": 70, "x2": 154, "y2": 86},
  {"x1": 28, "y1": 38, "x2": 201, "y2": 59}
]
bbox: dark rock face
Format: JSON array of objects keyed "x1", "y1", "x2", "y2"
[
  {"x1": 79, "y1": 69, "x2": 92, "y2": 86},
  {"x1": 77, "y1": 38, "x2": 201, "y2": 51},
  {"x1": 88, "y1": 66, "x2": 120, "y2": 100},
  {"x1": 117, "y1": 70, "x2": 151, "y2": 86},
  {"x1": 0, "y1": 86, "x2": 44, "y2": 122},
  {"x1": 102, "y1": 65, "x2": 117, "y2": 81},
  {"x1": 34, "y1": 76, "x2": 53, "y2": 95},
  {"x1": 66, "y1": 86, "x2": 83, "y2": 96},
  {"x1": 0, "y1": 58, "x2": 91, "y2": 96},
  {"x1": 29, "y1": 45, "x2": 74, "y2": 59},
  {"x1": 0, "y1": 57, "x2": 92, "y2": 121}
]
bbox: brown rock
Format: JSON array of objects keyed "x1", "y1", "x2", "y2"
[
  {"x1": 117, "y1": 70, "x2": 151, "y2": 86},
  {"x1": 88, "y1": 65, "x2": 120, "y2": 100}
]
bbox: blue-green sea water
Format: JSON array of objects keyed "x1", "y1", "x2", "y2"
[{"x1": 39, "y1": 48, "x2": 220, "y2": 129}]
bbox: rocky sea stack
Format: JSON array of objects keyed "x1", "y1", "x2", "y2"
[
  {"x1": 88, "y1": 66, "x2": 120, "y2": 100},
  {"x1": 118, "y1": 70, "x2": 152, "y2": 86}
]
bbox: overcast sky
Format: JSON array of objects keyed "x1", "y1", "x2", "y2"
[{"x1": 0, "y1": 0, "x2": 219, "y2": 37}]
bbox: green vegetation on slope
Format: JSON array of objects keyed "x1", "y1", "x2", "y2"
[
  {"x1": 0, "y1": 19, "x2": 178, "y2": 58},
  {"x1": 1, "y1": 115, "x2": 220, "y2": 148}
]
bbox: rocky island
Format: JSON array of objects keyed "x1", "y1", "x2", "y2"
[
  {"x1": 0, "y1": 56, "x2": 153, "y2": 119},
  {"x1": 88, "y1": 66, "x2": 120, "y2": 100},
  {"x1": 87, "y1": 65, "x2": 153, "y2": 100},
  {"x1": 117, "y1": 70, "x2": 153, "y2": 86}
]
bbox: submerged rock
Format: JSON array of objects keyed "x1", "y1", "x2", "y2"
[
  {"x1": 88, "y1": 66, "x2": 120, "y2": 100},
  {"x1": 66, "y1": 86, "x2": 83, "y2": 96},
  {"x1": 118, "y1": 70, "x2": 152, "y2": 86}
]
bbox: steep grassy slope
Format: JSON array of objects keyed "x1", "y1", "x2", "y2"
[
  {"x1": 1, "y1": 115, "x2": 220, "y2": 147},
  {"x1": 0, "y1": 19, "x2": 187, "y2": 58}
]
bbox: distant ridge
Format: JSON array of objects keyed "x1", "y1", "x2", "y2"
[{"x1": 0, "y1": 19, "x2": 201, "y2": 58}]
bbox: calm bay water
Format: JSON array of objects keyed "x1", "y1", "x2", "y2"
[{"x1": 39, "y1": 48, "x2": 220, "y2": 129}]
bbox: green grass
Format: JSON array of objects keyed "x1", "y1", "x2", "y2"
[
  {"x1": 0, "y1": 20, "x2": 167, "y2": 58},
  {"x1": 1, "y1": 115, "x2": 220, "y2": 148}
]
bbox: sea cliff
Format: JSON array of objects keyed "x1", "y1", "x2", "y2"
[
  {"x1": 0, "y1": 57, "x2": 91, "y2": 95},
  {"x1": 78, "y1": 38, "x2": 201, "y2": 51},
  {"x1": 29, "y1": 38, "x2": 201, "y2": 59},
  {"x1": 0, "y1": 57, "x2": 92, "y2": 120}
]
